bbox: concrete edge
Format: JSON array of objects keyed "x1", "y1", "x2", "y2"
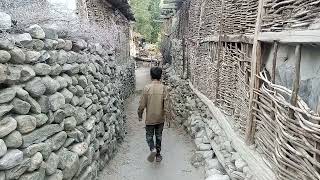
[{"x1": 189, "y1": 81, "x2": 276, "y2": 180}]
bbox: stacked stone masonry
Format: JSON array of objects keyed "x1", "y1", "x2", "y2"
[
  {"x1": 163, "y1": 67, "x2": 253, "y2": 180},
  {"x1": 0, "y1": 21, "x2": 135, "y2": 180}
]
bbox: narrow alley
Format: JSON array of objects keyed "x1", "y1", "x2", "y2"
[
  {"x1": 98, "y1": 67, "x2": 204, "y2": 180},
  {"x1": 1, "y1": 0, "x2": 320, "y2": 180}
]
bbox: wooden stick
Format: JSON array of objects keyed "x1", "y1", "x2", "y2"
[
  {"x1": 245, "y1": 0, "x2": 265, "y2": 145},
  {"x1": 288, "y1": 44, "x2": 302, "y2": 119}
]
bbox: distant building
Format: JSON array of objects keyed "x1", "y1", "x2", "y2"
[{"x1": 1, "y1": 0, "x2": 135, "y2": 63}]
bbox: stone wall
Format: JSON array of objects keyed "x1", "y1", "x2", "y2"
[
  {"x1": 163, "y1": 66, "x2": 254, "y2": 180},
  {"x1": 0, "y1": 0, "x2": 132, "y2": 64},
  {"x1": 0, "y1": 20, "x2": 135, "y2": 180}
]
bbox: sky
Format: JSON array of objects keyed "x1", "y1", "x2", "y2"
[{"x1": 47, "y1": 0, "x2": 77, "y2": 11}]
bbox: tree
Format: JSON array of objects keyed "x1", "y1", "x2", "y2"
[{"x1": 130, "y1": 0, "x2": 161, "y2": 43}]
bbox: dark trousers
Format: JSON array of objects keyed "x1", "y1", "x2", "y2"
[{"x1": 145, "y1": 123, "x2": 164, "y2": 154}]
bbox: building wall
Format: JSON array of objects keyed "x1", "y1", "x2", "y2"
[
  {"x1": 0, "y1": 1, "x2": 135, "y2": 179},
  {"x1": 163, "y1": 0, "x2": 320, "y2": 179},
  {"x1": 0, "y1": 0, "x2": 132, "y2": 64},
  {"x1": 264, "y1": 44, "x2": 320, "y2": 111},
  {"x1": 0, "y1": 23, "x2": 135, "y2": 180},
  {"x1": 84, "y1": 0, "x2": 131, "y2": 64}
]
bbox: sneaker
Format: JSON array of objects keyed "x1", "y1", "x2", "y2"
[
  {"x1": 155, "y1": 154, "x2": 163, "y2": 162},
  {"x1": 147, "y1": 149, "x2": 157, "y2": 162}
]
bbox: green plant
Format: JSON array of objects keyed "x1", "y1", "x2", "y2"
[{"x1": 130, "y1": 0, "x2": 161, "y2": 43}]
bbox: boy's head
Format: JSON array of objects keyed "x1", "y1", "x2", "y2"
[{"x1": 150, "y1": 67, "x2": 162, "y2": 80}]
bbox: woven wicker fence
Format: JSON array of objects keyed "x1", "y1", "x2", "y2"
[
  {"x1": 262, "y1": 0, "x2": 320, "y2": 32},
  {"x1": 190, "y1": 41, "x2": 252, "y2": 137},
  {"x1": 199, "y1": 0, "x2": 222, "y2": 38},
  {"x1": 162, "y1": 0, "x2": 320, "y2": 179},
  {"x1": 192, "y1": 42, "x2": 218, "y2": 102},
  {"x1": 254, "y1": 71, "x2": 320, "y2": 180},
  {"x1": 223, "y1": 0, "x2": 258, "y2": 35}
]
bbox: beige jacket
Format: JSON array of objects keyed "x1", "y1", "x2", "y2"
[{"x1": 138, "y1": 81, "x2": 167, "y2": 125}]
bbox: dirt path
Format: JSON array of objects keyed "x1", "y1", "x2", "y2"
[{"x1": 98, "y1": 67, "x2": 204, "y2": 180}]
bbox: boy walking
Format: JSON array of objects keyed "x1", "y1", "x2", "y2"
[{"x1": 138, "y1": 67, "x2": 167, "y2": 162}]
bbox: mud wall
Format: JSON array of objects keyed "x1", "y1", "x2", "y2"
[{"x1": 264, "y1": 44, "x2": 320, "y2": 110}]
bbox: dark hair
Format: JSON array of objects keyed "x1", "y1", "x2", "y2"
[{"x1": 150, "y1": 67, "x2": 162, "y2": 80}]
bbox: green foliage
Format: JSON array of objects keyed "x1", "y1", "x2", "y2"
[{"x1": 130, "y1": 0, "x2": 161, "y2": 43}]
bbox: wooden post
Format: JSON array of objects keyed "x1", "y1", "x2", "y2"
[
  {"x1": 76, "y1": 0, "x2": 89, "y2": 21},
  {"x1": 181, "y1": 1, "x2": 191, "y2": 79},
  {"x1": 196, "y1": 0, "x2": 206, "y2": 39},
  {"x1": 316, "y1": 99, "x2": 320, "y2": 172},
  {"x1": 186, "y1": 0, "x2": 191, "y2": 79},
  {"x1": 245, "y1": 0, "x2": 265, "y2": 145},
  {"x1": 214, "y1": 0, "x2": 224, "y2": 105},
  {"x1": 288, "y1": 44, "x2": 302, "y2": 119},
  {"x1": 270, "y1": 41, "x2": 279, "y2": 126},
  {"x1": 271, "y1": 41, "x2": 279, "y2": 84},
  {"x1": 182, "y1": 31, "x2": 187, "y2": 78}
]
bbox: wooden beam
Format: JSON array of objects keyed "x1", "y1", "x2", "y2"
[
  {"x1": 245, "y1": 0, "x2": 265, "y2": 145},
  {"x1": 201, "y1": 34, "x2": 254, "y2": 44},
  {"x1": 133, "y1": 56, "x2": 159, "y2": 62},
  {"x1": 288, "y1": 44, "x2": 302, "y2": 119},
  {"x1": 104, "y1": 0, "x2": 135, "y2": 21},
  {"x1": 259, "y1": 30, "x2": 320, "y2": 44}
]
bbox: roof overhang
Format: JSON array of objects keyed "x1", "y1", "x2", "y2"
[
  {"x1": 160, "y1": 0, "x2": 185, "y2": 18},
  {"x1": 106, "y1": 0, "x2": 135, "y2": 21}
]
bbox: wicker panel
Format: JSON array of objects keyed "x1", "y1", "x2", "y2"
[
  {"x1": 188, "y1": 0, "x2": 202, "y2": 41},
  {"x1": 254, "y1": 71, "x2": 320, "y2": 180},
  {"x1": 216, "y1": 43, "x2": 251, "y2": 135},
  {"x1": 262, "y1": 0, "x2": 320, "y2": 32},
  {"x1": 222, "y1": 0, "x2": 258, "y2": 35},
  {"x1": 192, "y1": 42, "x2": 219, "y2": 102},
  {"x1": 189, "y1": 41, "x2": 251, "y2": 136},
  {"x1": 217, "y1": 43, "x2": 237, "y2": 115},
  {"x1": 232, "y1": 44, "x2": 251, "y2": 135},
  {"x1": 199, "y1": 0, "x2": 222, "y2": 37}
]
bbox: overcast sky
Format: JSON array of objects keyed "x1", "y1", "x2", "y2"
[{"x1": 47, "y1": 0, "x2": 77, "y2": 10}]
